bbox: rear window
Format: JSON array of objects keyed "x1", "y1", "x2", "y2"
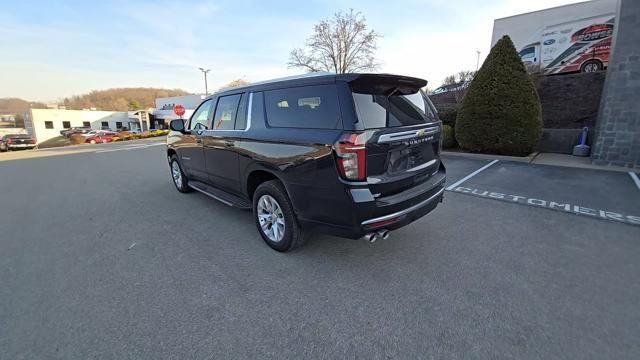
[
  {"x1": 352, "y1": 91, "x2": 436, "y2": 129},
  {"x1": 264, "y1": 85, "x2": 339, "y2": 129}
]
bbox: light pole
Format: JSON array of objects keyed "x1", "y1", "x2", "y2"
[
  {"x1": 475, "y1": 50, "x2": 481, "y2": 72},
  {"x1": 198, "y1": 67, "x2": 211, "y2": 95}
]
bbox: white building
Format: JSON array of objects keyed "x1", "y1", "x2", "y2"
[
  {"x1": 153, "y1": 94, "x2": 205, "y2": 125},
  {"x1": 25, "y1": 109, "x2": 132, "y2": 144},
  {"x1": 491, "y1": 0, "x2": 618, "y2": 49}
]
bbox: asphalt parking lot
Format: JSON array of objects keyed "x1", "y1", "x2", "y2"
[{"x1": 1, "y1": 143, "x2": 639, "y2": 359}]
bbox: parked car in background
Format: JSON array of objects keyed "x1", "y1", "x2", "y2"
[
  {"x1": 167, "y1": 73, "x2": 446, "y2": 252},
  {"x1": 0, "y1": 134, "x2": 37, "y2": 152},
  {"x1": 431, "y1": 81, "x2": 471, "y2": 95},
  {"x1": 82, "y1": 130, "x2": 116, "y2": 138},
  {"x1": 60, "y1": 127, "x2": 91, "y2": 137},
  {"x1": 85, "y1": 131, "x2": 116, "y2": 144}
]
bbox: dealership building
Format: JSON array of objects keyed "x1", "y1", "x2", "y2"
[
  {"x1": 21, "y1": 94, "x2": 205, "y2": 144},
  {"x1": 24, "y1": 109, "x2": 148, "y2": 144}
]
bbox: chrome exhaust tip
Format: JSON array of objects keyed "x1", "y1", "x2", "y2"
[
  {"x1": 378, "y1": 229, "x2": 390, "y2": 240},
  {"x1": 363, "y1": 232, "x2": 379, "y2": 243}
]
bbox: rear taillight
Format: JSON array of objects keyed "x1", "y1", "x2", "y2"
[
  {"x1": 6, "y1": 138, "x2": 12, "y2": 144},
  {"x1": 334, "y1": 133, "x2": 367, "y2": 181}
]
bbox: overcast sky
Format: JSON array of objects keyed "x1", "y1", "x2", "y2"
[{"x1": 0, "y1": 0, "x2": 581, "y2": 102}]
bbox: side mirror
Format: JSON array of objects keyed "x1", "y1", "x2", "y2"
[{"x1": 170, "y1": 119, "x2": 186, "y2": 133}]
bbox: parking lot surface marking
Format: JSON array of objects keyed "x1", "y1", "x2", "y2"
[
  {"x1": 451, "y1": 186, "x2": 640, "y2": 227},
  {"x1": 2, "y1": 141, "x2": 640, "y2": 359},
  {"x1": 94, "y1": 143, "x2": 164, "y2": 153},
  {"x1": 629, "y1": 172, "x2": 640, "y2": 191},
  {"x1": 445, "y1": 159, "x2": 499, "y2": 191}
]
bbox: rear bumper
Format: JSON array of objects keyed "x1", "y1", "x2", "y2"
[
  {"x1": 298, "y1": 163, "x2": 446, "y2": 239},
  {"x1": 7, "y1": 144, "x2": 36, "y2": 150},
  {"x1": 361, "y1": 187, "x2": 444, "y2": 228}
]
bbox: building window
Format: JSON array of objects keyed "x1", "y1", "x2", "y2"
[
  {"x1": 83, "y1": 121, "x2": 90, "y2": 127},
  {"x1": 116, "y1": 121, "x2": 123, "y2": 129},
  {"x1": 62, "y1": 121, "x2": 71, "y2": 129},
  {"x1": 45, "y1": 121, "x2": 54, "y2": 129},
  {"x1": 101, "y1": 121, "x2": 109, "y2": 129}
]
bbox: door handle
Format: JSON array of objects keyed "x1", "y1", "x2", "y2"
[
  {"x1": 224, "y1": 140, "x2": 234, "y2": 147},
  {"x1": 196, "y1": 137, "x2": 203, "y2": 144}
]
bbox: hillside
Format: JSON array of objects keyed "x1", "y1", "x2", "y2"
[
  {"x1": 0, "y1": 98, "x2": 46, "y2": 114},
  {"x1": 62, "y1": 88, "x2": 191, "y2": 111}
]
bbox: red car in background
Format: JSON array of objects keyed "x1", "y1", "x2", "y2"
[{"x1": 85, "y1": 131, "x2": 116, "y2": 144}]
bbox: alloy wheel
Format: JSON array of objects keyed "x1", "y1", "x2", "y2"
[
  {"x1": 257, "y1": 194, "x2": 285, "y2": 242},
  {"x1": 171, "y1": 161, "x2": 183, "y2": 189}
]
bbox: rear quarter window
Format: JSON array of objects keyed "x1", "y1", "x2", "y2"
[
  {"x1": 264, "y1": 85, "x2": 340, "y2": 129},
  {"x1": 352, "y1": 91, "x2": 437, "y2": 129}
]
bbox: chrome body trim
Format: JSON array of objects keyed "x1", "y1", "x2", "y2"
[
  {"x1": 361, "y1": 187, "x2": 445, "y2": 226},
  {"x1": 377, "y1": 126, "x2": 440, "y2": 144},
  {"x1": 407, "y1": 159, "x2": 437, "y2": 172}
]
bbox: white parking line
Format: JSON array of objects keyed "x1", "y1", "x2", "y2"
[
  {"x1": 629, "y1": 172, "x2": 640, "y2": 191},
  {"x1": 445, "y1": 159, "x2": 499, "y2": 191},
  {"x1": 95, "y1": 143, "x2": 164, "y2": 154}
]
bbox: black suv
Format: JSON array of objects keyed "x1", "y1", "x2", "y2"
[{"x1": 167, "y1": 73, "x2": 445, "y2": 252}]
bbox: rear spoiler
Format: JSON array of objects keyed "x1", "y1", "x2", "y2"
[{"x1": 339, "y1": 73, "x2": 428, "y2": 95}]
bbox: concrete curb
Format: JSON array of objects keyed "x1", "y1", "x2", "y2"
[
  {"x1": 441, "y1": 151, "x2": 536, "y2": 163},
  {"x1": 442, "y1": 150, "x2": 636, "y2": 173}
]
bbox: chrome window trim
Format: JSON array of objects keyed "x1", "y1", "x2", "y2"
[{"x1": 201, "y1": 92, "x2": 253, "y2": 134}]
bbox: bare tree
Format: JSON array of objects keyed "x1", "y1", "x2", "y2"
[
  {"x1": 442, "y1": 74, "x2": 457, "y2": 86},
  {"x1": 442, "y1": 70, "x2": 475, "y2": 85},
  {"x1": 219, "y1": 79, "x2": 250, "y2": 91},
  {"x1": 439, "y1": 70, "x2": 477, "y2": 104},
  {"x1": 288, "y1": 9, "x2": 381, "y2": 73}
]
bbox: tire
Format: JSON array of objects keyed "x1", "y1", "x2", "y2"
[
  {"x1": 169, "y1": 154, "x2": 192, "y2": 193},
  {"x1": 253, "y1": 180, "x2": 307, "y2": 252},
  {"x1": 581, "y1": 60, "x2": 603, "y2": 73}
]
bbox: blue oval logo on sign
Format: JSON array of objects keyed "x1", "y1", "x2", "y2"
[{"x1": 543, "y1": 39, "x2": 556, "y2": 45}]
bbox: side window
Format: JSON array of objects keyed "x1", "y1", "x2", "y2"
[
  {"x1": 44, "y1": 121, "x2": 54, "y2": 129},
  {"x1": 264, "y1": 84, "x2": 339, "y2": 129},
  {"x1": 213, "y1": 94, "x2": 242, "y2": 130},
  {"x1": 189, "y1": 99, "x2": 213, "y2": 130}
]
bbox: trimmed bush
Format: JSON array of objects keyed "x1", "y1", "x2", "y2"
[
  {"x1": 437, "y1": 106, "x2": 458, "y2": 128},
  {"x1": 442, "y1": 125, "x2": 456, "y2": 149},
  {"x1": 69, "y1": 134, "x2": 86, "y2": 145},
  {"x1": 455, "y1": 35, "x2": 542, "y2": 156}
]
